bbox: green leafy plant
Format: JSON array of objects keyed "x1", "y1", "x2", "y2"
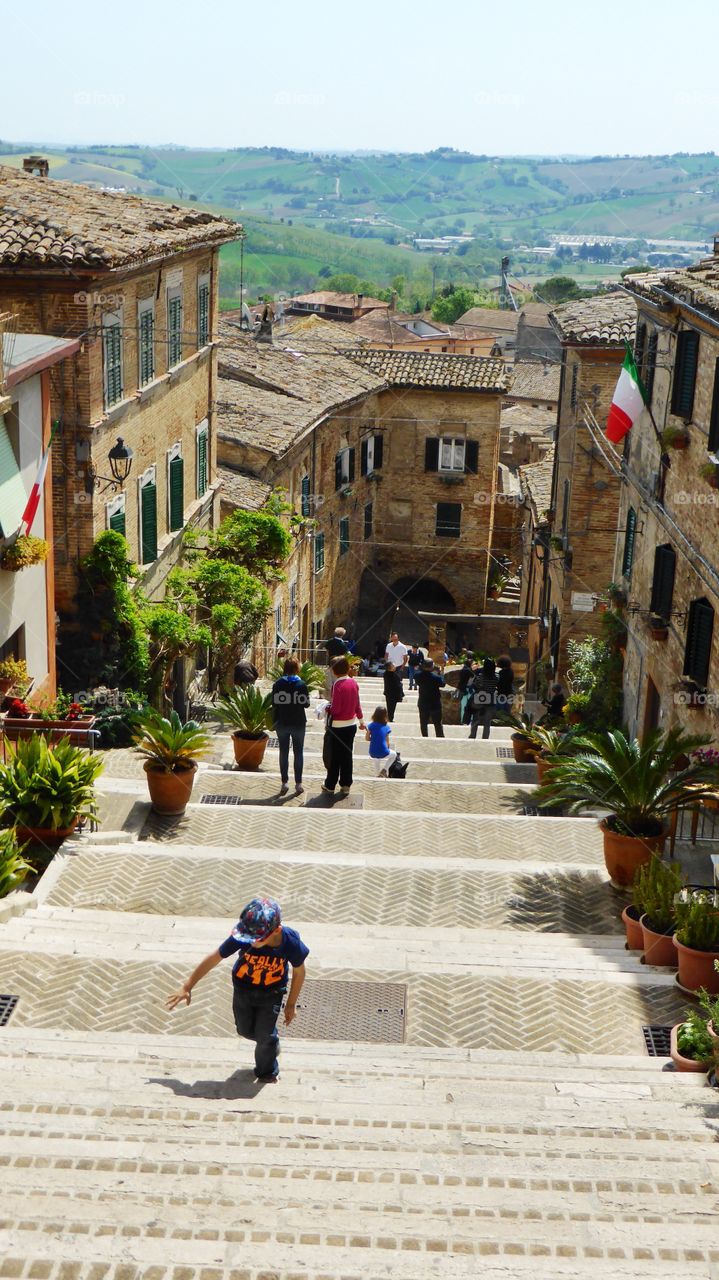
[
  {"x1": 565, "y1": 633, "x2": 623, "y2": 731},
  {"x1": 634, "y1": 855, "x2": 685, "y2": 933},
  {"x1": 697, "y1": 984, "x2": 719, "y2": 1029},
  {"x1": 0, "y1": 657, "x2": 29, "y2": 685},
  {"x1": 674, "y1": 892, "x2": 719, "y2": 952},
  {"x1": 268, "y1": 658, "x2": 325, "y2": 692},
  {"x1": 535, "y1": 727, "x2": 717, "y2": 837},
  {"x1": 0, "y1": 828, "x2": 33, "y2": 897},
  {"x1": 606, "y1": 582, "x2": 627, "y2": 606},
  {"x1": 133, "y1": 710, "x2": 211, "y2": 773},
  {"x1": 676, "y1": 1008, "x2": 714, "y2": 1063},
  {"x1": 1, "y1": 536, "x2": 49, "y2": 572},
  {"x1": 217, "y1": 686, "x2": 273, "y2": 738},
  {"x1": 63, "y1": 531, "x2": 150, "y2": 693},
  {"x1": 0, "y1": 736, "x2": 103, "y2": 830},
  {"x1": 495, "y1": 708, "x2": 539, "y2": 742},
  {"x1": 660, "y1": 424, "x2": 689, "y2": 449},
  {"x1": 564, "y1": 691, "x2": 592, "y2": 719}
]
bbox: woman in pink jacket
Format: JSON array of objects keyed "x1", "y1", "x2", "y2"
[{"x1": 322, "y1": 657, "x2": 366, "y2": 795}]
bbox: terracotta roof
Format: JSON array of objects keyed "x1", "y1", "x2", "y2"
[
  {"x1": 346, "y1": 348, "x2": 509, "y2": 392},
  {"x1": 519, "y1": 445, "x2": 555, "y2": 522},
  {"x1": 549, "y1": 292, "x2": 637, "y2": 346},
  {"x1": 456, "y1": 306, "x2": 520, "y2": 332},
  {"x1": 501, "y1": 403, "x2": 556, "y2": 437},
  {"x1": 623, "y1": 252, "x2": 719, "y2": 321},
  {"x1": 218, "y1": 466, "x2": 271, "y2": 511},
  {"x1": 0, "y1": 166, "x2": 240, "y2": 270},
  {"x1": 287, "y1": 291, "x2": 389, "y2": 311},
  {"x1": 507, "y1": 360, "x2": 561, "y2": 403}
]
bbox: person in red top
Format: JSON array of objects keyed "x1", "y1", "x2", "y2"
[{"x1": 322, "y1": 657, "x2": 365, "y2": 795}]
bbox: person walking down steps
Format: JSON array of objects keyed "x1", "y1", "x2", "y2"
[
  {"x1": 469, "y1": 657, "x2": 498, "y2": 740},
  {"x1": 271, "y1": 656, "x2": 310, "y2": 796},
  {"x1": 415, "y1": 659, "x2": 445, "y2": 738},
  {"x1": 365, "y1": 706, "x2": 397, "y2": 778},
  {"x1": 166, "y1": 896, "x2": 308, "y2": 1083},
  {"x1": 382, "y1": 661, "x2": 404, "y2": 722},
  {"x1": 322, "y1": 657, "x2": 365, "y2": 795}
]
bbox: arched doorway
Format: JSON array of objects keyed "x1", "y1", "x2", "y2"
[{"x1": 355, "y1": 569, "x2": 457, "y2": 655}]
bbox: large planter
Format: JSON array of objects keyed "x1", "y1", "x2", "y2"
[
  {"x1": 0, "y1": 677, "x2": 15, "y2": 696},
  {"x1": 535, "y1": 752, "x2": 555, "y2": 785},
  {"x1": 670, "y1": 1024, "x2": 711, "y2": 1073},
  {"x1": 621, "y1": 903, "x2": 644, "y2": 951},
  {"x1": 674, "y1": 936, "x2": 719, "y2": 994},
  {"x1": 232, "y1": 731, "x2": 269, "y2": 771},
  {"x1": 599, "y1": 818, "x2": 667, "y2": 888},
  {"x1": 511, "y1": 732, "x2": 537, "y2": 764},
  {"x1": 14, "y1": 816, "x2": 79, "y2": 845},
  {"x1": 144, "y1": 761, "x2": 197, "y2": 815},
  {"x1": 640, "y1": 915, "x2": 677, "y2": 967},
  {"x1": 2, "y1": 716, "x2": 97, "y2": 746}
]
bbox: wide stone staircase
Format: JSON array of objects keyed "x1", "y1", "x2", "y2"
[{"x1": 0, "y1": 677, "x2": 717, "y2": 1279}]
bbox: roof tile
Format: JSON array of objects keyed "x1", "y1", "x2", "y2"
[{"x1": 549, "y1": 292, "x2": 637, "y2": 346}]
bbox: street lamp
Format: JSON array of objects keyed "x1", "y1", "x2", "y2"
[{"x1": 85, "y1": 437, "x2": 134, "y2": 494}]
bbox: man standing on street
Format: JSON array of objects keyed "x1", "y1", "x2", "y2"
[
  {"x1": 385, "y1": 631, "x2": 409, "y2": 678},
  {"x1": 326, "y1": 627, "x2": 349, "y2": 660},
  {"x1": 406, "y1": 643, "x2": 424, "y2": 690},
  {"x1": 416, "y1": 659, "x2": 445, "y2": 737}
]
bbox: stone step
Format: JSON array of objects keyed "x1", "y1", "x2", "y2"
[
  {"x1": 302, "y1": 719, "x2": 516, "y2": 740},
  {"x1": 194, "y1": 771, "x2": 535, "y2": 815}
]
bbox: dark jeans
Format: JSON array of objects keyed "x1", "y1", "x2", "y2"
[
  {"x1": 232, "y1": 985, "x2": 284, "y2": 1078},
  {"x1": 418, "y1": 707, "x2": 444, "y2": 737},
  {"x1": 276, "y1": 723, "x2": 305, "y2": 784},
  {"x1": 408, "y1": 667, "x2": 419, "y2": 689},
  {"x1": 469, "y1": 706, "x2": 493, "y2": 739},
  {"x1": 324, "y1": 723, "x2": 357, "y2": 790},
  {"x1": 386, "y1": 696, "x2": 399, "y2": 722}
]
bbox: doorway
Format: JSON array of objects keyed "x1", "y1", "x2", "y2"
[{"x1": 642, "y1": 675, "x2": 661, "y2": 738}]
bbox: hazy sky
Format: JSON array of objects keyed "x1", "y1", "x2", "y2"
[{"x1": 2, "y1": 0, "x2": 716, "y2": 155}]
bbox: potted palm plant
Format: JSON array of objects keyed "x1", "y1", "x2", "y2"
[
  {"x1": 268, "y1": 658, "x2": 325, "y2": 692},
  {"x1": 0, "y1": 735, "x2": 103, "y2": 842},
  {"x1": 134, "y1": 710, "x2": 211, "y2": 815},
  {"x1": 636, "y1": 855, "x2": 684, "y2": 967},
  {"x1": 529, "y1": 725, "x2": 580, "y2": 784},
  {"x1": 217, "y1": 686, "x2": 274, "y2": 770},
  {"x1": 673, "y1": 891, "x2": 719, "y2": 994},
  {"x1": 623, "y1": 868, "x2": 647, "y2": 951},
  {"x1": 535, "y1": 727, "x2": 718, "y2": 886},
  {"x1": 497, "y1": 709, "x2": 540, "y2": 763}
]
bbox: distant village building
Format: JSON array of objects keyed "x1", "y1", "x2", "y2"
[
  {"x1": 515, "y1": 302, "x2": 562, "y2": 364},
  {"x1": 455, "y1": 306, "x2": 520, "y2": 359},
  {"x1": 285, "y1": 291, "x2": 389, "y2": 322},
  {"x1": 505, "y1": 359, "x2": 561, "y2": 412}
]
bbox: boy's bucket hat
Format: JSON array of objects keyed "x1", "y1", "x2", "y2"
[{"x1": 232, "y1": 897, "x2": 282, "y2": 944}]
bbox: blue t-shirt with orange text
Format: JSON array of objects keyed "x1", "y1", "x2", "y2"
[{"x1": 218, "y1": 925, "x2": 309, "y2": 993}]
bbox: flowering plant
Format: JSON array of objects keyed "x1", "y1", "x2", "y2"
[
  {"x1": 691, "y1": 746, "x2": 719, "y2": 770},
  {"x1": 64, "y1": 703, "x2": 87, "y2": 722},
  {"x1": 5, "y1": 698, "x2": 31, "y2": 717}
]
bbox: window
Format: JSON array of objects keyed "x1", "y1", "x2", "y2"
[
  {"x1": 671, "y1": 329, "x2": 699, "y2": 419},
  {"x1": 360, "y1": 433, "x2": 384, "y2": 476},
  {"x1": 102, "y1": 310, "x2": 123, "y2": 408},
  {"x1": 364, "y1": 501, "x2": 373, "y2": 540},
  {"x1": 570, "y1": 363, "x2": 578, "y2": 410},
  {"x1": 300, "y1": 474, "x2": 311, "y2": 516},
  {"x1": 650, "y1": 544, "x2": 676, "y2": 621},
  {"x1": 139, "y1": 467, "x2": 158, "y2": 564},
  {"x1": 106, "y1": 493, "x2": 126, "y2": 536},
  {"x1": 440, "y1": 437, "x2": 466, "y2": 472},
  {"x1": 708, "y1": 358, "x2": 719, "y2": 454},
  {"x1": 197, "y1": 274, "x2": 210, "y2": 347},
  {"x1": 289, "y1": 579, "x2": 297, "y2": 623},
  {"x1": 339, "y1": 516, "x2": 350, "y2": 555},
  {"x1": 644, "y1": 330, "x2": 658, "y2": 404},
  {"x1": 167, "y1": 443, "x2": 184, "y2": 532},
  {"x1": 334, "y1": 447, "x2": 355, "y2": 489},
  {"x1": 622, "y1": 506, "x2": 637, "y2": 578},
  {"x1": 196, "y1": 421, "x2": 208, "y2": 498},
  {"x1": 0, "y1": 414, "x2": 26, "y2": 538},
  {"x1": 684, "y1": 598, "x2": 714, "y2": 688},
  {"x1": 167, "y1": 285, "x2": 183, "y2": 367},
  {"x1": 634, "y1": 322, "x2": 647, "y2": 376},
  {"x1": 137, "y1": 298, "x2": 155, "y2": 387},
  {"x1": 314, "y1": 531, "x2": 325, "y2": 572},
  {"x1": 436, "y1": 502, "x2": 461, "y2": 538},
  {"x1": 274, "y1": 602, "x2": 283, "y2": 643},
  {"x1": 425, "y1": 437, "x2": 478, "y2": 474}
]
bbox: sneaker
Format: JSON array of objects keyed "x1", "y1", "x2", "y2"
[
  {"x1": 321, "y1": 785, "x2": 334, "y2": 794},
  {"x1": 254, "y1": 1071, "x2": 279, "y2": 1083},
  {"x1": 378, "y1": 769, "x2": 388, "y2": 779},
  {"x1": 279, "y1": 784, "x2": 289, "y2": 796},
  {"x1": 295, "y1": 784, "x2": 305, "y2": 795},
  {"x1": 338, "y1": 786, "x2": 351, "y2": 795}
]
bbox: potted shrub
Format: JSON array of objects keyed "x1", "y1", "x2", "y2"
[
  {"x1": 529, "y1": 725, "x2": 580, "y2": 785},
  {"x1": 535, "y1": 726, "x2": 719, "y2": 887},
  {"x1": 661, "y1": 424, "x2": 690, "y2": 452},
  {"x1": 134, "y1": 710, "x2": 211, "y2": 815},
  {"x1": 0, "y1": 535, "x2": 49, "y2": 573},
  {"x1": 636, "y1": 855, "x2": 684, "y2": 967},
  {"x1": 0, "y1": 657, "x2": 29, "y2": 696},
  {"x1": 648, "y1": 616, "x2": 669, "y2": 641},
  {"x1": 0, "y1": 735, "x2": 103, "y2": 843},
  {"x1": 671, "y1": 1009, "x2": 715, "y2": 1073},
  {"x1": 673, "y1": 891, "x2": 719, "y2": 994},
  {"x1": 487, "y1": 572, "x2": 507, "y2": 601},
  {"x1": 217, "y1": 686, "x2": 273, "y2": 770},
  {"x1": 564, "y1": 691, "x2": 591, "y2": 725},
  {"x1": 606, "y1": 582, "x2": 627, "y2": 608},
  {"x1": 3, "y1": 691, "x2": 97, "y2": 746},
  {"x1": 497, "y1": 709, "x2": 540, "y2": 763},
  {"x1": 0, "y1": 828, "x2": 33, "y2": 898},
  {"x1": 623, "y1": 867, "x2": 647, "y2": 951}
]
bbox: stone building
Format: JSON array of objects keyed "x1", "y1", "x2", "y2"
[
  {"x1": 0, "y1": 166, "x2": 240, "y2": 631},
  {"x1": 216, "y1": 320, "x2": 508, "y2": 664},
  {"x1": 543, "y1": 292, "x2": 637, "y2": 676},
  {"x1": 617, "y1": 243, "x2": 719, "y2": 736},
  {"x1": 518, "y1": 445, "x2": 555, "y2": 690}
]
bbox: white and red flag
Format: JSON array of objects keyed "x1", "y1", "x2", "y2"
[
  {"x1": 19, "y1": 424, "x2": 57, "y2": 534},
  {"x1": 606, "y1": 345, "x2": 647, "y2": 444}
]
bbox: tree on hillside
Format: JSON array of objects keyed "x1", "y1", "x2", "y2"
[
  {"x1": 431, "y1": 286, "x2": 478, "y2": 324},
  {"x1": 534, "y1": 276, "x2": 588, "y2": 305}
]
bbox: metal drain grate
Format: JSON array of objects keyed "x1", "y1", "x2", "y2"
[
  {"x1": 0, "y1": 995, "x2": 18, "y2": 1027},
  {"x1": 496, "y1": 747, "x2": 514, "y2": 759},
  {"x1": 283, "y1": 979, "x2": 406, "y2": 1044},
  {"x1": 200, "y1": 794, "x2": 243, "y2": 806},
  {"x1": 642, "y1": 1025, "x2": 672, "y2": 1057},
  {"x1": 267, "y1": 737, "x2": 278, "y2": 749},
  {"x1": 519, "y1": 804, "x2": 540, "y2": 817}
]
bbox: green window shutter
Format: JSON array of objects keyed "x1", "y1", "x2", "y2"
[
  {"x1": 671, "y1": 330, "x2": 699, "y2": 419},
  {"x1": 436, "y1": 502, "x2": 461, "y2": 538},
  {"x1": 109, "y1": 507, "x2": 126, "y2": 536},
  {"x1": 622, "y1": 507, "x2": 637, "y2": 577},
  {"x1": 196, "y1": 429, "x2": 208, "y2": 498},
  {"x1": 139, "y1": 309, "x2": 154, "y2": 385},
  {"x1": 644, "y1": 331, "x2": 658, "y2": 403},
  {"x1": 103, "y1": 323, "x2": 123, "y2": 407},
  {"x1": 169, "y1": 456, "x2": 184, "y2": 531},
  {"x1": 198, "y1": 283, "x2": 210, "y2": 346},
  {"x1": 314, "y1": 532, "x2": 325, "y2": 572},
  {"x1": 708, "y1": 358, "x2": 719, "y2": 454},
  {"x1": 339, "y1": 517, "x2": 350, "y2": 555},
  {"x1": 140, "y1": 482, "x2": 158, "y2": 563},
  {"x1": 168, "y1": 295, "x2": 183, "y2": 366},
  {"x1": 0, "y1": 417, "x2": 27, "y2": 538},
  {"x1": 684, "y1": 598, "x2": 714, "y2": 688},
  {"x1": 650, "y1": 544, "x2": 676, "y2": 620},
  {"x1": 301, "y1": 474, "x2": 311, "y2": 517}
]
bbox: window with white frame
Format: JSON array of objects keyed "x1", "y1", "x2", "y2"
[
  {"x1": 439, "y1": 436, "x2": 466, "y2": 472},
  {"x1": 289, "y1": 579, "x2": 298, "y2": 623},
  {"x1": 197, "y1": 274, "x2": 210, "y2": 347},
  {"x1": 137, "y1": 297, "x2": 155, "y2": 387},
  {"x1": 106, "y1": 493, "x2": 126, "y2": 536},
  {"x1": 167, "y1": 285, "x2": 184, "y2": 367},
  {"x1": 196, "y1": 420, "x2": 209, "y2": 498},
  {"x1": 167, "y1": 442, "x2": 184, "y2": 532},
  {"x1": 102, "y1": 310, "x2": 123, "y2": 409}
]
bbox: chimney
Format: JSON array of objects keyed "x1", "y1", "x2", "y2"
[
  {"x1": 389, "y1": 290, "x2": 398, "y2": 313},
  {"x1": 23, "y1": 155, "x2": 49, "y2": 178}
]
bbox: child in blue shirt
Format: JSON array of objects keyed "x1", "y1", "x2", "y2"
[{"x1": 365, "y1": 706, "x2": 397, "y2": 778}]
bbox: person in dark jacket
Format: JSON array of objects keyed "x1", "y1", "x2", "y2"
[
  {"x1": 271, "y1": 657, "x2": 310, "y2": 795},
  {"x1": 469, "y1": 658, "x2": 498, "y2": 740},
  {"x1": 234, "y1": 659, "x2": 259, "y2": 686},
  {"x1": 325, "y1": 627, "x2": 349, "y2": 660},
  {"x1": 457, "y1": 656, "x2": 476, "y2": 725},
  {"x1": 406, "y1": 644, "x2": 425, "y2": 690},
  {"x1": 495, "y1": 655, "x2": 515, "y2": 712},
  {"x1": 415, "y1": 660, "x2": 445, "y2": 737},
  {"x1": 383, "y1": 661, "x2": 404, "y2": 722}
]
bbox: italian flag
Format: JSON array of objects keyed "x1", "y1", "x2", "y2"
[
  {"x1": 20, "y1": 429, "x2": 55, "y2": 535},
  {"x1": 606, "y1": 345, "x2": 647, "y2": 444}
]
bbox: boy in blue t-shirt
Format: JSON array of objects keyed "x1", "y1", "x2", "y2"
[
  {"x1": 166, "y1": 896, "x2": 308, "y2": 1082},
  {"x1": 365, "y1": 706, "x2": 397, "y2": 778}
]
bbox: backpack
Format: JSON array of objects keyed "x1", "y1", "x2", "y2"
[{"x1": 388, "y1": 753, "x2": 409, "y2": 779}]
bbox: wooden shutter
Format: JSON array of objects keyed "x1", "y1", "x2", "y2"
[
  {"x1": 436, "y1": 502, "x2": 461, "y2": 538},
  {"x1": 671, "y1": 330, "x2": 699, "y2": 419},
  {"x1": 684, "y1": 598, "x2": 714, "y2": 687},
  {"x1": 708, "y1": 359, "x2": 719, "y2": 454},
  {"x1": 373, "y1": 434, "x2": 383, "y2": 469},
  {"x1": 197, "y1": 283, "x2": 210, "y2": 346},
  {"x1": 301, "y1": 474, "x2": 311, "y2": 517},
  {"x1": 425, "y1": 438, "x2": 440, "y2": 471},
  {"x1": 0, "y1": 417, "x2": 27, "y2": 538},
  {"x1": 103, "y1": 323, "x2": 123, "y2": 406},
  {"x1": 348, "y1": 447, "x2": 355, "y2": 481},
  {"x1": 561, "y1": 479, "x2": 570, "y2": 535},
  {"x1": 360, "y1": 440, "x2": 368, "y2": 476},
  {"x1": 109, "y1": 507, "x2": 126, "y2": 537},
  {"x1": 622, "y1": 507, "x2": 637, "y2": 577},
  {"x1": 140, "y1": 482, "x2": 158, "y2": 564},
  {"x1": 634, "y1": 322, "x2": 647, "y2": 376},
  {"x1": 465, "y1": 440, "x2": 479, "y2": 474},
  {"x1": 364, "y1": 502, "x2": 373, "y2": 540},
  {"x1": 139, "y1": 308, "x2": 154, "y2": 385},
  {"x1": 169, "y1": 455, "x2": 184, "y2": 531},
  {"x1": 570, "y1": 364, "x2": 578, "y2": 409},
  {"x1": 644, "y1": 331, "x2": 658, "y2": 403},
  {"x1": 314, "y1": 532, "x2": 325, "y2": 571},
  {"x1": 168, "y1": 294, "x2": 183, "y2": 366},
  {"x1": 650, "y1": 544, "x2": 676, "y2": 620},
  {"x1": 196, "y1": 429, "x2": 208, "y2": 498},
  {"x1": 335, "y1": 453, "x2": 343, "y2": 490}
]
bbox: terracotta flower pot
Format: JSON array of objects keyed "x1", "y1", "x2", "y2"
[
  {"x1": 640, "y1": 915, "x2": 677, "y2": 967},
  {"x1": 144, "y1": 761, "x2": 197, "y2": 815},
  {"x1": 703, "y1": 793, "x2": 719, "y2": 812},
  {"x1": 670, "y1": 436, "x2": 689, "y2": 451},
  {"x1": 674, "y1": 936, "x2": 719, "y2": 994},
  {"x1": 511, "y1": 732, "x2": 537, "y2": 764},
  {"x1": 599, "y1": 818, "x2": 666, "y2": 887},
  {"x1": 670, "y1": 1024, "x2": 710, "y2": 1072},
  {"x1": 14, "y1": 816, "x2": 79, "y2": 845},
  {"x1": 650, "y1": 627, "x2": 668, "y2": 642},
  {"x1": 535, "y1": 752, "x2": 555, "y2": 785},
  {"x1": 566, "y1": 711, "x2": 582, "y2": 725},
  {"x1": 0, "y1": 677, "x2": 14, "y2": 695},
  {"x1": 232, "y1": 731, "x2": 269, "y2": 770},
  {"x1": 621, "y1": 903, "x2": 644, "y2": 950}
]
